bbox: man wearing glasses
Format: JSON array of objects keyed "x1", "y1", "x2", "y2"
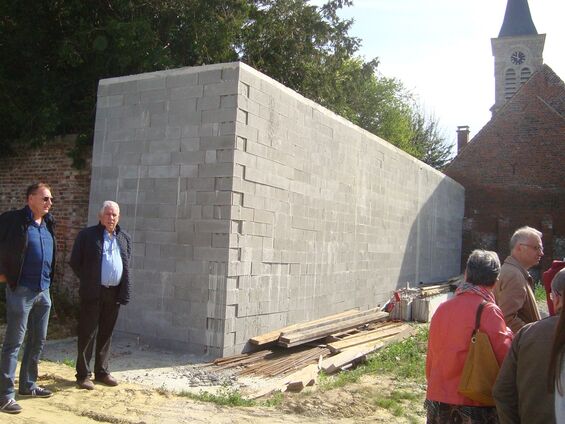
[
  {"x1": 0, "y1": 183, "x2": 56, "y2": 414},
  {"x1": 494, "y1": 226, "x2": 543, "y2": 333}
]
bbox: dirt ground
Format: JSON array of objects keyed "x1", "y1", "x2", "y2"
[
  {"x1": 0, "y1": 319, "x2": 426, "y2": 423},
  {"x1": 4, "y1": 360, "x2": 425, "y2": 423}
]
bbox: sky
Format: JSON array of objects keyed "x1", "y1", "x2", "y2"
[{"x1": 313, "y1": 0, "x2": 565, "y2": 154}]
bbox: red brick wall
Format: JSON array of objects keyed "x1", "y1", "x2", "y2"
[
  {"x1": 0, "y1": 136, "x2": 92, "y2": 300},
  {"x1": 445, "y1": 65, "x2": 565, "y2": 274}
]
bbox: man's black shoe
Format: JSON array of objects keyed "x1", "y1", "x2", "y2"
[
  {"x1": 18, "y1": 387, "x2": 53, "y2": 398},
  {"x1": 0, "y1": 398, "x2": 22, "y2": 414}
]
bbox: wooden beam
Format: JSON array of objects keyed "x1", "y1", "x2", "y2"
[
  {"x1": 249, "y1": 309, "x2": 359, "y2": 346},
  {"x1": 285, "y1": 363, "x2": 320, "y2": 392},
  {"x1": 321, "y1": 326, "x2": 416, "y2": 372},
  {"x1": 247, "y1": 363, "x2": 320, "y2": 399},
  {"x1": 327, "y1": 323, "x2": 410, "y2": 354},
  {"x1": 278, "y1": 311, "x2": 389, "y2": 348},
  {"x1": 320, "y1": 343, "x2": 381, "y2": 374}
]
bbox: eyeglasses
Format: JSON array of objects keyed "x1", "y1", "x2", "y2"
[
  {"x1": 42, "y1": 196, "x2": 54, "y2": 202},
  {"x1": 520, "y1": 243, "x2": 543, "y2": 253}
]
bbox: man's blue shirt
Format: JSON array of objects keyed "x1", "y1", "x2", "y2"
[
  {"x1": 101, "y1": 231, "x2": 123, "y2": 286},
  {"x1": 19, "y1": 207, "x2": 53, "y2": 291}
]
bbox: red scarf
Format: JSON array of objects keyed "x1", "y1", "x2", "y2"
[{"x1": 455, "y1": 281, "x2": 495, "y2": 303}]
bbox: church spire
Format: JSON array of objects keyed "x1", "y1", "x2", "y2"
[
  {"x1": 491, "y1": 0, "x2": 545, "y2": 115},
  {"x1": 499, "y1": 0, "x2": 538, "y2": 37}
]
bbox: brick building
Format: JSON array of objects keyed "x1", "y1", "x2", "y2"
[{"x1": 445, "y1": 0, "x2": 565, "y2": 272}]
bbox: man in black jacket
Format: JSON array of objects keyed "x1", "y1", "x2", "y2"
[
  {"x1": 0, "y1": 183, "x2": 56, "y2": 414},
  {"x1": 70, "y1": 200, "x2": 131, "y2": 390}
]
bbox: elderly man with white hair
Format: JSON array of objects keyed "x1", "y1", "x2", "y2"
[
  {"x1": 70, "y1": 201, "x2": 132, "y2": 390},
  {"x1": 494, "y1": 226, "x2": 542, "y2": 333}
]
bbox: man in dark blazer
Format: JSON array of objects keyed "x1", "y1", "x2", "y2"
[{"x1": 70, "y1": 200, "x2": 131, "y2": 390}]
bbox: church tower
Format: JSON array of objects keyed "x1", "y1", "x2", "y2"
[{"x1": 491, "y1": 0, "x2": 545, "y2": 115}]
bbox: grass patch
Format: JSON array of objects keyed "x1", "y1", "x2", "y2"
[
  {"x1": 368, "y1": 325, "x2": 428, "y2": 381},
  {"x1": 180, "y1": 384, "x2": 256, "y2": 407},
  {"x1": 534, "y1": 282, "x2": 547, "y2": 302},
  {"x1": 179, "y1": 384, "x2": 284, "y2": 408},
  {"x1": 261, "y1": 391, "x2": 284, "y2": 407},
  {"x1": 372, "y1": 389, "x2": 424, "y2": 423},
  {"x1": 318, "y1": 364, "x2": 365, "y2": 389},
  {"x1": 320, "y1": 325, "x2": 429, "y2": 390},
  {"x1": 60, "y1": 358, "x2": 76, "y2": 368}
]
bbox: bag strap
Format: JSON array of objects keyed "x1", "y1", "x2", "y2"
[{"x1": 472, "y1": 301, "x2": 487, "y2": 337}]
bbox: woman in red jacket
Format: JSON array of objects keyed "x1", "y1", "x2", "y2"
[{"x1": 426, "y1": 249, "x2": 513, "y2": 423}]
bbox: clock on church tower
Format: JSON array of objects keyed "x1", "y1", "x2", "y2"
[{"x1": 510, "y1": 50, "x2": 526, "y2": 65}]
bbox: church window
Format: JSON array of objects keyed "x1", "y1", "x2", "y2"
[
  {"x1": 504, "y1": 69, "x2": 517, "y2": 100},
  {"x1": 520, "y1": 67, "x2": 531, "y2": 83}
]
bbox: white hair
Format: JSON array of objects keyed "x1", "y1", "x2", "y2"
[
  {"x1": 98, "y1": 200, "x2": 120, "y2": 217},
  {"x1": 509, "y1": 226, "x2": 542, "y2": 250}
]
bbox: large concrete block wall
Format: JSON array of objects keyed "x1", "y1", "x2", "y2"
[{"x1": 90, "y1": 62, "x2": 464, "y2": 357}]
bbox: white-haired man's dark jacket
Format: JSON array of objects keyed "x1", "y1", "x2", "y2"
[{"x1": 493, "y1": 315, "x2": 558, "y2": 424}]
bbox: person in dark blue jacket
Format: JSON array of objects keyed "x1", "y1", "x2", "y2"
[
  {"x1": 0, "y1": 183, "x2": 56, "y2": 414},
  {"x1": 70, "y1": 200, "x2": 131, "y2": 390}
]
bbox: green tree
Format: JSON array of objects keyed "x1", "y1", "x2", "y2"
[
  {"x1": 0, "y1": 0, "x2": 247, "y2": 156},
  {"x1": 239, "y1": 2, "x2": 420, "y2": 155},
  {"x1": 239, "y1": 0, "x2": 358, "y2": 101},
  {"x1": 409, "y1": 107, "x2": 453, "y2": 170},
  {"x1": 0, "y1": 0, "x2": 450, "y2": 169}
]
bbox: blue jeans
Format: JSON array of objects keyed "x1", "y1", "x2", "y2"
[{"x1": 0, "y1": 286, "x2": 51, "y2": 400}]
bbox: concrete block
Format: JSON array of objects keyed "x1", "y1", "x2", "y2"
[
  {"x1": 166, "y1": 72, "x2": 198, "y2": 88},
  {"x1": 195, "y1": 220, "x2": 230, "y2": 234},
  {"x1": 175, "y1": 261, "x2": 207, "y2": 274},
  {"x1": 204, "y1": 81, "x2": 239, "y2": 97},
  {"x1": 169, "y1": 109, "x2": 201, "y2": 126},
  {"x1": 138, "y1": 76, "x2": 166, "y2": 91},
  {"x1": 107, "y1": 79, "x2": 138, "y2": 95},
  {"x1": 148, "y1": 139, "x2": 181, "y2": 153},
  {"x1": 147, "y1": 165, "x2": 180, "y2": 178},
  {"x1": 140, "y1": 89, "x2": 168, "y2": 104},
  {"x1": 220, "y1": 95, "x2": 238, "y2": 109},
  {"x1": 198, "y1": 163, "x2": 234, "y2": 178},
  {"x1": 221, "y1": 67, "x2": 239, "y2": 81},
  {"x1": 141, "y1": 152, "x2": 172, "y2": 166},
  {"x1": 171, "y1": 151, "x2": 206, "y2": 165},
  {"x1": 197, "y1": 95, "x2": 221, "y2": 111},
  {"x1": 170, "y1": 85, "x2": 203, "y2": 101},
  {"x1": 202, "y1": 109, "x2": 237, "y2": 124},
  {"x1": 196, "y1": 191, "x2": 232, "y2": 206},
  {"x1": 198, "y1": 69, "x2": 223, "y2": 85}
]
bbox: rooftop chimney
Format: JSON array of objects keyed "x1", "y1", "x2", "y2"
[{"x1": 457, "y1": 126, "x2": 470, "y2": 154}]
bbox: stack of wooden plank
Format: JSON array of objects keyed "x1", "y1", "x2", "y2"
[
  {"x1": 249, "y1": 309, "x2": 361, "y2": 346},
  {"x1": 210, "y1": 309, "x2": 416, "y2": 398},
  {"x1": 250, "y1": 308, "x2": 389, "y2": 348}
]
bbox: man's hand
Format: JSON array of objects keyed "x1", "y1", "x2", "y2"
[{"x1": 0, "y1": 273, "x2": 7, "y2": 283}]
